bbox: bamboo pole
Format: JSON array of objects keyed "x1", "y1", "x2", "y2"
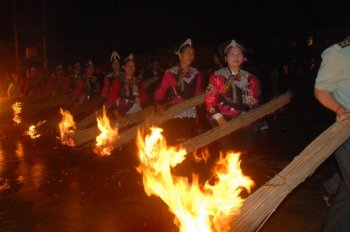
[
  {"x1": 0, "y1": 96, "x2": 19, "y2": 104},
  {"x1": 74, "y1": 106, "x2": 154, "y2": 145},
  {"x1": 76, "y1": 105, "x2": 154, "y2": 130},
  {"x1": 74, "y1": 94, "x2": 204, "y2": 146},
  {"x1": 230, "y1": 119, "x2": 350, "y2": 232},
  {"x1": 22, "y1": 96, "x2": 71, "y2": 115},
  {"x1": 0, "y1": 96, "x2": 19, "y2": 114},
  {"x1": 76, "y1": 108, "x2": 102, "y2": 130},
  {"x1": 1, "y1": 95, "x2": 50, "y2": 116},
  {"x1": 111, "y1": 94, "x2": 205, "y2": 148},
  {"x1": 179, "y1": 92, "x2": 292, "y2": 154}
]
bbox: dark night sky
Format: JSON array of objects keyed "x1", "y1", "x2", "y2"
[{"x1": 1, "y1": 0, "x2": 350, "y2": 68}]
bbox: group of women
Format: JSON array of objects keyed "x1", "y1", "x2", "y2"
[{"x1": 101, "y1": 38, "x2": 260, "y2": 130}]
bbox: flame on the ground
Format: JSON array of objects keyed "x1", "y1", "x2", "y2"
[
  {"x1": 59, "y1": 108, "x2": 76, "y2": 146},
  {"x1": 24, "y1": 120, "x2": 46, "y2": 139},
  {"x1": 193, "y1": 148, "x2": 210, "y2": 163},
  {"x1": 94, "y1": 106, "x2": 118, "y2": 157},
  {"x1": 11, "y1": 101, "x2": 22, "y2": 124},
  {"x1": 137, "y1": 127, "x2": 254, "y2": 232}
]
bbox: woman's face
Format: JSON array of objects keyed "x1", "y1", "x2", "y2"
[
  {"x1": 226, "y1": 46, "x2": 244, "y2": 69},
  {"x1": 86, "y1": 65, "x2": 95, "y2": 76},
  {"x1": 179, "y1": 46, "x2": 195, "y2": 67},
  {"x1": 112, "y1": 60, "x2": 120, "y2": 72},
  {"x1": 124, "y1": 60, "x2": 136, "y2": 77},
  {"x1": 73, "y1": 66, "x2": 81, "y2": 75}
]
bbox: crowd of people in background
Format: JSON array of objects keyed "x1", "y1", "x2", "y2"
[{"x1": 0, "y1": 38, "x2": 319, "y2": 130}]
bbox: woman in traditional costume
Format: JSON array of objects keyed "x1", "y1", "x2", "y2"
[
  {"x1": 107, "y1": 54, "x2": 147, "y2": 117},
  {"x1": 204, "y1": 39, "x2": 260, "y2": 127}
]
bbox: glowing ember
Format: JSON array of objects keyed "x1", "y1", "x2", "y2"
[
  {"x1": 137, "y1": 127, "x2": 254, "y2": 232},
  {"x1": 59, "y1": 108, "x2": 76, "y2": 146},
  {"x1": 94, "y1": 106, "x2": 119, "y2": 157},
  {"x1": 24, "y1": 120, "x2": 46, "y2": 139},
  {"x1": 11, "y1": 101, "x2": 22, "y2": 124}
]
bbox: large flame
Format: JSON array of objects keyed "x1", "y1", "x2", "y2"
[
  {"x1": 59, "y1": 108, "x2": 76, "y2": 146},
  {"x1": 137, "y1": 127, "x2": 254, "y2": 232},
  {"x1": 11, "y1": 101, "x2": 22, "y2": 124},
  {"x1": 94, "y1": 106, "x2": 118, "y2": 157},
  {"x1": 24, "y1": 120, "x2": 46, "y2": 139}
]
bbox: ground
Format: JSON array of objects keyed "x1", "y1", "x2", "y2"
[{"x1": 0, "y1": 89, "x2": 338, "y2": 231}]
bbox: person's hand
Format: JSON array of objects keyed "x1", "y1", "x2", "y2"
[
  {"x1": 336, "y1": 106, "x2": 350, "y2": 121},
  {"x1": 208, "y1": 107, "x2": 216, "y2": 115},
  {"x1": 216, "y1": 115, "x2": 229, "y2": 128},
  {"x1": 212, "y1": 113, "x2": 228, "y2": 128}
]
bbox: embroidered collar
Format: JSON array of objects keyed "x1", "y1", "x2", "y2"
[{"x1": 167, "y1": 65, "x2": 199, "y2": 84}]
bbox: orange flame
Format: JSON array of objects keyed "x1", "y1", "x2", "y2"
[
  {"x1": 137, "y1": 127, "x2": 254, "y2": 232},
  {"x1": 11, "y1": 101, "x2": 22, "y2": 124},
  {"x1": 94, "y1": 106, "x2": 118, "y2": 157},
  {"x1": 24, "y1": 120, "x2": 46, "y2": 139},
  {"x1": 59, "y1": 108, "x2": 76, "y2": 146}
]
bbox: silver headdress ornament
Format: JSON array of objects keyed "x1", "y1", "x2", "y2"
[
  {"x1": 110, "y1": 50, "x2": 121, "y2": 63},
  {"x1": 224, "y1": 40, "x2": 242, "y2": 53},
  {"x1": 175, "y1": 38, "x2": 192, "y2": 55},
  {"x1": 85, "y1": 60, "x2": 93, "y2": 68},
  {"x1": 124, "y1": 53, "x2": 134, "y2": 63},
  {"x1": 73, "y1": 62, "x2": 80, "y2": 68},
  {"x1": 56, "y1": 64, "x2": 63, "y2": 69}
]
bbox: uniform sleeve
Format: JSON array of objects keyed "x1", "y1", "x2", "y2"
[
  {"x1": 315, "y1": 45, "x2": 345, "y2": 92},
  {"x1": 154, "y1": 72, "x2": 176, "y2": 101}
]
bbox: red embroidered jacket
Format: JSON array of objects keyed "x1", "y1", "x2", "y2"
[
  {"x1": 107, "y1": 75, "x2": 147, "y2": 114},
  {"x1": 154, "y1": 66, "x2": 202, "y2": 106},
  {"x1": 204, "y1": 67, "x2": 260, "y2": 119}
]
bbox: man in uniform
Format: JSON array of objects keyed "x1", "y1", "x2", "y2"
[{"x1": 314, "y1": 36, "x2": 350, "y2": 231}]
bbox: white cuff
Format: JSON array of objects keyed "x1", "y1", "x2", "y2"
[{"x1": 212, "y1": 113, "x2": 223, "y2": 120}]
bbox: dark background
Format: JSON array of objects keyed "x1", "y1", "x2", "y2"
[{"x1": 1, "y1": 0, "x2": 350, "y2": 71}]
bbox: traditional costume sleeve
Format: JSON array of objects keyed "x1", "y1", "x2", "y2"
[
  {"x1": 195, "y1": 72, "x2": 203, "y2": 95},
  {"x1": 139, "y1": 83, "x2": 148, "y2": 105},
  {"x1": 204, "y1": 75, "x2": 224, "y2": 114},
  {"x1": 63, "y1": 75, "x2": 72, "y2": 94},
  {"x1": 72, "y1": 79, "x2": 85, "y2": 98},
  {"x1": 45, "y1": 75, "x2": 54, "y2": 96},
  {"x1": 107, "y1": 79, "x2": 120, "y2": 105},
  {"x1": 246, "y1": 74, "x2": 260, "y2": 108},
  {"x1": 154, "y1": 72, "x2": 176, "y2": 102},
  {"x1": 101, "y1": 76, "x2": 111, "y2": 99}
]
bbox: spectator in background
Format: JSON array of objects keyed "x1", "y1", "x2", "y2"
[{"x1": 143, "y1": 58, "x2": 164, "y2": 103}]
